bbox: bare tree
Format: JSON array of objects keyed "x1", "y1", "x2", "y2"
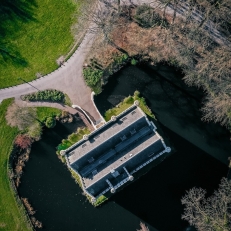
[
  {"x1": 137, "y1": 222, "x2": 149, "y2": 231},
  {"x1": 6, "y1": 103, "x2": 36, "y2": 130},
  {"x1": 79, "y1": 0, "x2": 129, "y2": 54},
  {"x1": 182, "y1": 177, "x2": 231, "y2": 231},
  {"x1": 201, "y1": 93, "x2": 231, "y2": 127}
]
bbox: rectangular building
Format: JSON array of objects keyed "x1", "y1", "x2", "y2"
[{"x1": 64, "y1": 102, "x2": 171, "y2": 202}]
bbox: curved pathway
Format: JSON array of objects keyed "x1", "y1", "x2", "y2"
[
  {"x1": 15, "y1": 99, "x2": 95, "y2": 131},
  {"x1": 0, "y1": 31, "x2": 101, "y2": 123},
  {"x1": 0, "y1": 0, "x2": 228, "y2": 123},
  {"x1": 15, "y1": 99, "x2": 79, "y2": 115}
]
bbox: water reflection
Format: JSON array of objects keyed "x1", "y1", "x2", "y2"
[{"x1": 18, "y1": 64, "x2": 229, "y2": 231}]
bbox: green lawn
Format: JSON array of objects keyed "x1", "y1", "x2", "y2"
[
  {"x1": 0, "y1": 99, "x2": 32, "y2": 231},
  {"x1": 0, "y1": 0, "x2": 83, "y2": 89},
  {"x1": 37, "y1": 107, "x2": 61, "y2": 122},
  {"x1": 104, "y1": 91, "x2": 155, "y2": 121},
  {"x1": 0, "y1": 100, "x2": 62, "y2": 230},
  {"x1": 57, "y1": 127, "x2": 90, "y2": 154}
]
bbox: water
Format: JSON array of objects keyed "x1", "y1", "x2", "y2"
[{"x1": 18, "y1": 64, "x2": 230, "y2": 231}]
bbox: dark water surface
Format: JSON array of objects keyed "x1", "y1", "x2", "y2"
[{"x1": 18, "y1": 64, "x2": 230, "y2": 231}]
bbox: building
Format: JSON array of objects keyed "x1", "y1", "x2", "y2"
[{"x1": 62, "y1": 101, "x2": 171, "y2": 202}]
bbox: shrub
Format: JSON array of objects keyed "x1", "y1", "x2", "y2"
[
  {"x1": 6, "y1": 103, "x2": 36, "y2": 130},
  {"x1": 94, "y1": 195, "x2": 108, "y2": 206},
  {"x1": 45, "y1": 117, "x2": 56, "y2": 128},
  {"x1": 135, "y1": 4, "x2": 168, "y2": 28},
  {"x1": 134, "y1": 90, "x2": 140, "y2": 97},
  {"x1": 131, "y1": 58, "x2": 138, "y2": 65},
  {"x1": 123, "y1": 96, "x2": 133, "y2": 104},
  {"x1": 83, "y1": 68, "x2": 103, "y2": 87},
  {"x1": 113, "y1": 53, "x2": 129, "y2": 64},
  {"x1": 27, "y1": 122, "x2": 42, "y2": 141},
  {"x1": 57, "y1": 127, "x2": 90, "y2": 154},
  {"x1": 15, "y1": 134, "x2": 32, "y2": 149},
  {"x1": 22, "y1": 89, "x2": 65, "y2": 103}
]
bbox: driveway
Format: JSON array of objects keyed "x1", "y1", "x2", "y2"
[
  {"x1": 0, "y1": 0, "x2": 229, "y2": 122},
  {"x1": 0, "y1": 31, "x2": 101, "y2": 122}
]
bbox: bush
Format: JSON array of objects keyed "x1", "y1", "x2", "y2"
[
  {"x1": 123, "y1": 96, "x2": 133, "y2": 104},
  {"x1": 57, "y1": 127, "x2": 90, "y2": 154},
  {"x1": 131, "y1": 58, "x2": 138, "y2": 65},
  {"x1": 134, "y1": 90, "x2": 140, "y2": 97},
  {"x1": 113, "y1": 53, "x2": 129, "y2": 64},
  {"x1": 27, "y1": 122, "x2": 42, "y2": 141},
  {"x1": 22, "y1": 89, "x2": 65, "y2": 103},
  {"x1": 135, "y1": 4, "x2": 168, "y2": 28},
  {"x1": 15, "y1": 134, "x2": 32, "y2": 149},
  {"x1": 45, "y1": 117, "x2": 56, "y2": 128},
  {"x1": 83, "y1": 68, "x2": 103, "y2": 87}
]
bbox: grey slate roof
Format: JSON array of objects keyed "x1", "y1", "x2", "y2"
[
  {"x1": 65, "y1": 104, "x2": 167, "y2": 197},
  {"x1": 67, "y1": 106, "x2": 145, "y2": 166}
]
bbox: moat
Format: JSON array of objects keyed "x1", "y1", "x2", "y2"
[{"x1": 18, "y1": 64, "x2": 230, "y2": 231}]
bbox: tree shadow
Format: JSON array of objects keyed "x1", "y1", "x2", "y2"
[{"x1": 0, "y1": 0, "x2": 37, "y2": 66}]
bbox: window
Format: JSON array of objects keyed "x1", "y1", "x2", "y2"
[
  {"x1": 148, "y1": 153, "x2": 155, "y2": 157},
  {"x1": 130, "y1": 129, "x2": 136, "y2": 135},
  {"x1": 92, "y1": 169, "x2": 98, "y2": 176},
  {"x1": 69, "y1": 151, "x2": 75, "y2": 156},
  {"x1": 131, "y1": 111, "x2": 136, "y2": 115},
  {"x1": 121, "y1": 117, "x2": 127, "y2": 121},
  {"x1": 88, "y1": 157, "x2": 94, "y2": 163},
  {"x1": 82, "y1": 143, "x2": 87, "y2": 148},
  {"x1": 110, "y1": 169, "x2": 120, "y2": 178},
  {"x1": 120, "y1": 135, "x2": 127, "y2": 141}
]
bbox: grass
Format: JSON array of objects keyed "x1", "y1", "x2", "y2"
[
  {"x1": 36, "y1": 107, "x2": 61, "y2": 122},
  {"x1": 0, "y1": 99, "x2": 32, "y2": 231},
  {"x1": 94, "y1": 195, "x2": 108, "y2": 207},
  {"x1": 64, "y1": 93, "x2": 72, "y2": 107},
  {"x1": 70, "y1": 170, "x2": 107, "y2": 207},
  {"x1": 70, "y1": 170, "x2": 83, "y2": 188},
  {"x1": 0, "y1": 0, "x2": 84, "y2": 89},
  {"x1": 104, "y1": 91, "x2": 155, "y2": 121},
  {"x1": 57, "y1": 127, "x2": 90, "y2": 154}
]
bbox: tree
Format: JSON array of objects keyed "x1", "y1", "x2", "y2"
[
  {"x1": 201, "y1": 94, "x2": 231, "y2": 127},
  {"x1": 6, "y1": 103, "x2": 37, "y2": 130},
  {"x1": 45, "y1": 117, "x2": 56, "y2": 128},
  {"x1": 137, "y1": 222, "x2": 149, "y2": 231},
  {"x1": 15, "y1": 134, "x2": 32, "y2": 149},
  {"x1": 79, "y1": 0, "x2": 128, "y2": 54},
  {"x1": 27, "y1": 121, "x2": 42, "y2": 141},
  {"x1": 181, "y1": 178, "x2": 231, "y2": 231}
]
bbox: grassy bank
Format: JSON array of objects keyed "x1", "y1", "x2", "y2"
[
  {"x1": 0, "y1": 0, "x2": 83, "y2": 89},
  {"x1": 57, "y1": 127, "x2": 90, "y2": 156},
  {"x1": 0, "y1": 100, "x2": 62, "y2": 230},
  {"x1": 0, "y1": 99, "x2": 31, "y2": 231},
  {"x1": 104, "y1": 91, "x2": 155, "y2": 121},
  {"x1": 37, "y1": 107, "x2": 61, "y2": 122}
]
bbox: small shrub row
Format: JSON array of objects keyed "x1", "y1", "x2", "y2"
[
  {"x1": 113, "y1": 53, "x2": 129, "y2": 65},
  {"x1": 57, "y1": 127, "x2": 90, "y2": 155},
  {"x1": 22, "y1": 90, "x2": 65, "y2": 103},
  {"x1": 104, "y1": 91, "x2": 155, "y2": 121},
  {"x1": 83, "y1": 67, "x2": 103, "y2": 87}
]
